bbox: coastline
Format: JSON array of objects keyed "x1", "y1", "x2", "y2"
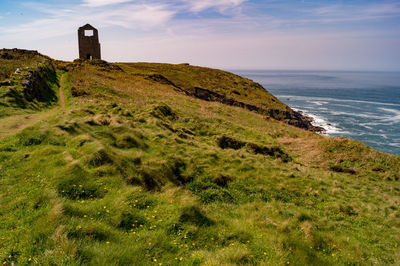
[{"x1": 286, "y1": 108, "x2": 326, "y2": 133}]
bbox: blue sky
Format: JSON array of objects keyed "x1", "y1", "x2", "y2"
[{"x1": 0, "y1": 0, "x2": 399, "y2": 70}]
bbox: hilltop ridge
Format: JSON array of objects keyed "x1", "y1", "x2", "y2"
[{"x1": 0, "y1": 49, "x2": 399, "y2": 265}]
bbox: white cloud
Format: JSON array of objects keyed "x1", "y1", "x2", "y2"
[
  {"x1": 81, "y1": 0, "x2": 247, "y2": 12},
  {"x1": 82, "y1": 0, "x2": 133, "y2": 7},
  {"x1": 362, "y1": 2, "x2": 400, "y2": 15},
  {"x1": 183, "y1": 0, "x2": 246, "y2": 12},
  {"x1": 1, "y1": 0, "x2": 399, "y2": 70},
  {"x1": 301, "y1": 2, "x2": 400, "y2": 24},
  {"x1": 1, "y1": 0, "x2": 247, "y2": 42},
  {"x1": 1, "y1": 2, "x2": 175, "y2": 41},
  {"x1": 94, "y1": 4, "x2": 175, "y2": 28}
]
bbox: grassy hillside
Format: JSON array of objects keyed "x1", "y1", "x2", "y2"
[
  {"x1": 118, "y1": 63, "x2": 322, "y2": 131},
  {"x1": 0, "y1": 54, "x2": 399, "y2": 265},
  {"x1": 0, "y1": 49, "x2": 58, "y2": 118},
  {"x1": 0, "y1": 49, "x2": 48, "y2": 81}
]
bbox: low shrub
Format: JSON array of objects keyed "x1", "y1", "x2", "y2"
[
  {"x1": 217, "y1": 136, "x2": 246, "y2": 150},
  {"x1": 88, "y1": 149, "x2": 114, "y2": 167},
  {"x1": 212, "y1": 174, "x2": 233, "y2": 187},
  {"x1": 198, "y1": 188, "x2": 235, "y2": 204},
  {"x1": 339, "y1": 204, "x2": 357, "y2": 216},
  {"x1": 179, "y1": 206, "x2": 214, "y2": 227},
  {"x1": 247, "y1": 143, "x2": 292, "y2": 162},
  {"x1": 57, "y1": 165, "x2": 105, "y2": 200},
  {"x1": 126, "y1": 193, "x2": 158, "y2": 210},
  {"x1": 330, "y1": 165, "x2": 356, "y2": 175},
  {"x1": 118, "y1": 211, "x2": 148, "y2": 231},
  {"x1": 151, "y1": 103, "x2": 177, "y2": 120},
  {"x1": 71, "y1": 86, "x2": 88, "y2": 97},
  {"x1": 187, "y1": 176, "x2": 236, "y2": 203},
  {"x1": 18, "y1": 128, "x2": 65, "y2": 146},
  {"x1": 114, "y1": 133, "x2": 141, "y2": 149},
  {"x1": 270, "y1": 187, "x2": 299, "y2": 203}
]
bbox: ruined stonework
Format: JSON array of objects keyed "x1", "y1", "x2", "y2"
[{"x1": 78, "y1": 24, "x2": 101, "y2": 60}]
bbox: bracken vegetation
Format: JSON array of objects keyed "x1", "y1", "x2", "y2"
[{"x1": 0, "y1": 51, "x2": 399, "y2": 265}]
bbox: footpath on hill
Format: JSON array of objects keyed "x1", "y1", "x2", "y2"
[{"x1": 0, "y1": 74, "x2": 66, "y2": 139}]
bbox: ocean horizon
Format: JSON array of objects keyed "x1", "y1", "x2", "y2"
[{"x1": 233, "y1": 69, "x2": 400, "y2": 155}]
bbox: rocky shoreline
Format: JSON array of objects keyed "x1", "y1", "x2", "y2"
[{"x1": 286, "y1": 108, "x2": 326, "y2": 133}]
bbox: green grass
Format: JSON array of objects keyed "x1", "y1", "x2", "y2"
[
  {"x1": 0, "y1": 49, "x2": 46, "y2": 81},
  {"x1": 0, "y1": 50, "x2": 59, "y2": 118},
  {"x1": 118, "y1": 63, "x2": 290, "y2": 119},
  {"x1": 0, "y1": 56, "x2": 399, "y2": 265}
]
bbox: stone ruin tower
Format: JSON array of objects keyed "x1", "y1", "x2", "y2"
[{"x1": 78, "y1": 24, "x2": 101, "y2": 60}]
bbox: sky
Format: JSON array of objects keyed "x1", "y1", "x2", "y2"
[{"x1": 0, "y1": 0, "x2": 399, "y2": 71}]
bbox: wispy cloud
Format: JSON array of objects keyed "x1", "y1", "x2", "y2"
[
  {"x1": 82, "y1": 0, "x2": 247, "y2": 12},
  {"x1": 362, "y1": 2, "x2": 400, "y2": 15},
  {"x1": 82, "y1": 0, "x2": 133, "y2": 7},
  {"x1": 300, "y1": 2, "x2": 400, "y2": 24},
  {"x1": 183, "y1": 0, "x2": 247, "y2": 12},
  {"x1": 1, "y1": 2, "x2": 176, "y2": 41},
  {"x1": 1, "y1": 0, "x2": 249, "y2": 41},
  {"x1": 0, "y1": 0, "x2": 399, "y2": 70}
]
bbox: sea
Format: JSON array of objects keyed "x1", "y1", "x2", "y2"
[{"x1": 233, "y1": 70, "x2": 400, "y2": 155}]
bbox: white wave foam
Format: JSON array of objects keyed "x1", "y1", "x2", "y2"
[
  {"x1": 359, "y1": 123, "x2": 373, "y2": 130},
  {"x1": 309, "y1": 101, "x2": 329, "y2": 106},
  {"x1": 388, "y1": 142, "x2": 400, "y2": 148},
  {"x1": 277, "y1": 95, "x2": 400, "y2": 107},
  {"x1": 328, "y1": 111, "x2": 383, "y2": 120},
  {"x1": 379, "y1": 107, "x2": 400, "y2": 123},
  {"x1": 292, "y1": 108, "x2": 349, "y2": 135}
]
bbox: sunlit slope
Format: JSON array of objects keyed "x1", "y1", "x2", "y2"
[
  {"x1": 118, "y1": 62, "x2": 321, "y2": 131},
  {"x1": 0, "y1": 57, "x2": 399, "y2": 265},
  {"x1": 0, "y1": 49, "x2": 59, "y2": 118}
]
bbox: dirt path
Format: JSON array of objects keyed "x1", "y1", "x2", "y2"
[
  {"x1": 59, "y1": 73, "x2": 66, "y2": 108},
  {"x1": 0, "y1": 74, "x2": 66, "y2": 140}
]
